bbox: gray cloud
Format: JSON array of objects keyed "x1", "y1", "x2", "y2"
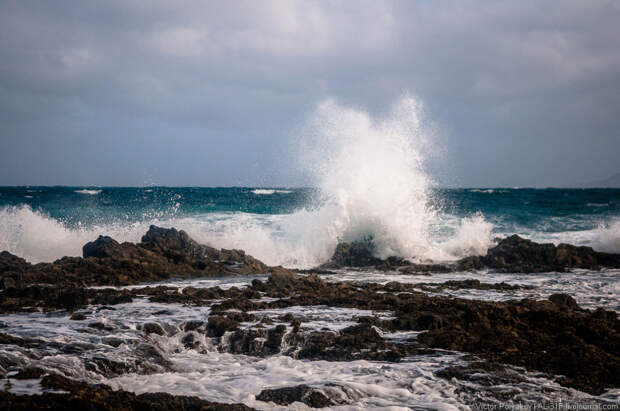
[{"x1": 1, "y1": 0, "x2": 619, "y2": 186}]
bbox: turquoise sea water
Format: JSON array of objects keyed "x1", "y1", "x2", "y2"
[{"x1": 1, "y1": 186, "x2": 619, "y2": 266}]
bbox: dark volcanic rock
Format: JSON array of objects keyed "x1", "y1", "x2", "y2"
[
  {"x1": 413, "y1": 279, "x2": 529, "y2": 292},
  {"x1": 69, "y1": 313, "x2": 87, "y2": 321},
  {"x1": 12, "y1": 366, "x2": 47, "y2": 380},
  {"x1": 437, "y1": 360, "x2": 529, "y2": 386},
  {"x1": 227, "y1": 325, "x2": 287, "y2": 357},
  {"x1": 548, "y1": 293, "x2": 581, "y2": 310},
  {"x1": 0, "y1": 226, "x2": 293, "y2": 312},
  {"x1": 457, "y1": 235, "x2": 620, "y2": 273},
  {"x1": 321, "y1": 234, "x2": 620, "y2": 273},
  {"x1": 82, "y1": 236, "x2": 122, "y2": 259},
  {"x1": 324, "y1": 240, "x2": 384, "y2": 268},
  {"x1": 0, "y1": 373, "x2": 254, "y2": 410},
  {"x1": 0, "y1": 225, "x2": 289, "y2": 291},
  {"x1": 0, "y1": 286, "x2": 133, "y2": 313},
  {"x1": 209, "y1": 271, "x2": 620, "y2": 395},
  {"x1": 256, "y1": 385, "x2": 333, "y2": 407},
  {"x1": 293, "y1": 323, "x2": 403, "y2": 362},
  {"x1": 207, "y1": 315, "x2": 240, "y2": 337},
  {"x1": 322, "y1": 240, "x2": 450, "y2": 272},
  {"x1": 142, "y1": 322, "x2": 166, "y2": 336}
]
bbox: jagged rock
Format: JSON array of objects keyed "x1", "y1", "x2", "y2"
[
  {"x1": 102, "y1": 337, "x2": 123, "y2": 347},
  {"x1": 292, "y1": 323, "x2": 403, "y2": 362},
  {"x1": 207, "y1": 315, "x2": 240, "y2": 337},
  {"x1": 183, "y1": 320, "x2": 206, "y2": 332},
  {"x1": 256, "y1": 384, "x2": 361, "y2": 407},
  {"x1": 256, "y1": 385, "x2": 333, "y2": 407},
  {"x1": 548, "y1": 293, "x2": 580, "y2": 310},
  {"x1": 0, "y1": 373, "x2": 254, "y2": 410},
  {"x1": 207, "y1": 272, "x2": 619, "y2": 395},
  {"x1": 142, "y1": 322, "x2": 166, "y2": 336},
  {"x1": 181, "y1": 332, "x2": 201, "y2": 350},
  {"x1": 457, "y1": 235, "x2": 620, "y2": 273},
  {"x1": 0, "y1": 286, "x2": 133, "y2": 314},
  {"x1": 436, "y1": 361, "x2": 528, "y2": 386},
  {"x1": 227, "y1": 325, "x2": 287, "y2": 357},
  {"x1": 324, "y1": 240, "x2": 384, "y2": 268},
  {"x1": 12, "y1": 366, "x2": 47, "y2": 380},
  {"x1": 320, "y1": 234, "x2": 620, "y2": 273},
  {"x1": 0, "y1": 225, "x2": 288, "y2": 290},
  {"x1": 412, "y1": 279, "x2": 529, "y2": 292},
  {"x1": 82, "y1": 236, "x2": 122, "y2": 259},
  {"x1": 0, "y1": 251, "x2": 30, "y2": 274},
  {"x1": 88, "y1": 321, "x2": 115, "y2": 332}
]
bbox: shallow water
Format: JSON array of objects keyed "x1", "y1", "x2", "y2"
[
  {"x1": 1, "y1": 271, "x2": 619, "y2": 409},
  {"x1": 1, "y1": 187, "x2": 619, "y2": 267},
  {"x1": 321, "y1": 269, "x2": 620, "y2": 312}
]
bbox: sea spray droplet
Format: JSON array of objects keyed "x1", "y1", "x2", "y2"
[{"x1": 292, "y1": 96, "x2": 494, "y2": 263}]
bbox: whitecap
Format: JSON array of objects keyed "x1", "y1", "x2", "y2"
[
  {"x1": 75, "y1": 189, "x2": 102, "y2": 195},
  {"x1": 251, "y1": 189, "x2": 292, "y2": 195}
]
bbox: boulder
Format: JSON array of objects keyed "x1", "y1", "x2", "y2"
[
  {"x1": 0, "y1": 225, "x2": 292, "y2": 300},
  {"x1": 0, "y1": 373, "x2": 254, "y2": 410},
  {"x1": 322, "y1": 240, "x2": 383, "y2": 268},
  {"x1": 256, "y1": 385, "x2": 332, "y2": 407},
  {"x1": 457, "y1": 235, "x2": 620, "y2": 273},
  {"x1": 82, "y1": 236, "x2": 122, "y2": 259},
  {"x1": 142, "y1": 322, "x2": 166, "y2": 336},
  {"x1": 207, "y1": 315, "x2": 240, "y2": 337}
]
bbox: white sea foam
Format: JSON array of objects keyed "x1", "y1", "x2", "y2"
[
  {"x1": 0, "y1": 205, "x2": 147, "y2": 263},
  {"x1": 0, "y1": 275, "x2": 617, "y2": 407},
  {"x1": 2, "y1": 98, "x2": 618, "y2": 266},
  {"x1": 514, "y1": 218, "x2": 620, "y2": 255},
  {"x1": 251, "y1": 189, "x2": 292, "y2": 195},
  {"x1": 281, "y1": 97, "x2": 495, "y2": 264},
  {"x1": 320, "y1": 268, "x2": 620, "y2": 312},
  {"x1": 0, "y1": 98, "x2": 499, "y2": 266},
  {"x1": 592, "y1": 219, "x2": 620, "y2": 253},
  {"x1": 74, "y1": 189, "x2": 102, "y2": 195}
]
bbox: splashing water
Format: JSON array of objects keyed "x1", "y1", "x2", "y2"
[
  {"x1": 1, "y1": 98, "x2": 619, "y2": 266},
  {"x1": 0, "y1": 97, "x2": 495, "y2": 266},
  {"x1": 293, "y1": 97, "x2": 493, "y2": 262},
  {"x1": 299, "y1": 97, "x2": 435, "y2": 258}
]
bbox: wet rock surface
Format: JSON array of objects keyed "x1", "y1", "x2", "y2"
[
  {"x1": 321, "y1": 239, "x2": 453, "y2": 273},
  {"x1": 0, "y1": 373, "x2": 254, "y2": 410},
  {"x1": 1, "y1": 272, "x2": 618, "y2": 397},
  {"x1": 0, "y1": 225, "x2": 289, "y2": 290},
  {"x1": 194, "y1": 272, "x2": 619, "y2": 395},
  {"x1": 256, "y1": 384, "x2": 359, "y2": 407},
  {"x1": 1, "y1": 229, "x2": 620, "y2": 406},
  {"x1": 458, "y1": 235, "x2": 620, "y2": 273},
  {"x1": 412, "y1": 278, "x2": 531, "y2": 292},
  {"x1": 324, "y1": 235, "x2": 620, "y2": 273}
]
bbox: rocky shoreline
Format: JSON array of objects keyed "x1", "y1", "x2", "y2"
[{"x1": 1, "y1": 226, "x2": 619, "y2": 408}]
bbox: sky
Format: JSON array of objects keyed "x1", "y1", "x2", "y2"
[{"x1": 0, "y1": 0, "x2": 619, "y2": 187}]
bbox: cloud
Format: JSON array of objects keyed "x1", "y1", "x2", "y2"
[
  {"x1": 0, "y1": 0, "x2": 619, "y2": 186},
  {"x1": 149, "y1": 27, "x2": 208, "y2": 57}
]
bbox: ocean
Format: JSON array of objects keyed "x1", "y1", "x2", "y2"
[
  {"x1": 1, "y1": 186, "x2": 619, "y2": 266},
  {"x1": 2, "y1": 98, "x2": 620, "y2": 411},
  {"x1": 1, "y1": 188, "x2": 620, "y2": 407}
]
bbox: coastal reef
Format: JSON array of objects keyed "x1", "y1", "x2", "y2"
[{"x1": 1, "y1": 226, "x2": 619, "y2": 408}]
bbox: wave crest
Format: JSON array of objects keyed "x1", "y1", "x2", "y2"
[{"x1": 592, "y1": 220, "x2": 620, "y2": 254}]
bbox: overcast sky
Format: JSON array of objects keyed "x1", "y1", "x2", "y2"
[{"x1": 1, "y1": 0, "x2": 619, "y2": 187}]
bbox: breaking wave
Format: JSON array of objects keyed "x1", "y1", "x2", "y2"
[
  {"x1": 251, "y1": 189, "x2": 293, "y2": 195},
  {"x1": 0, "y1": 98, "x2": 495, "y2": 267},
  {"x1": 75, "y1": 189, "x2": 102, "y2": 195},
  {"x1": 1, "y1": 98, "x2": 617, "y2": 267}
]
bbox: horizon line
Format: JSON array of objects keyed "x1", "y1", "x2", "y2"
[{"x1": 0, "y1": 185, "x2": 618, "y2": 190}]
